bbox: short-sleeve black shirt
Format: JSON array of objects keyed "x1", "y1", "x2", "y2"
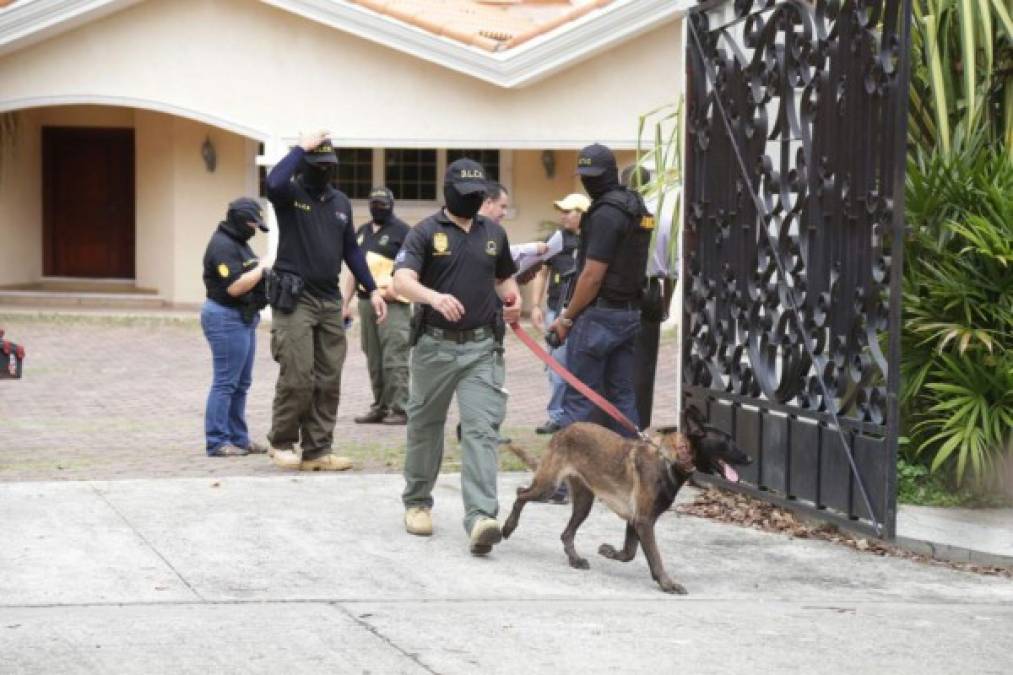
[
  {"x1": 394, "y1": 210, "x2": 517, "y2": 330},
  {"x1": 577, "y1": 191, "x2": 651, "y2": 304},
  {"x1": 355, "y1": 216, "x2": 410, "y2": 299},
  {"x1": 202, "y1": 225, "x2": 259, "y2": 308}
]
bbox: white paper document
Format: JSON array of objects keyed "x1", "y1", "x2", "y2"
[{"x1": 511, "y1": 230, "x2": 563, "y2": 277}]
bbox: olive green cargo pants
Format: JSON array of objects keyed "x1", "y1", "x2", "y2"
[
  {"x1": 268, "y1": 294, "x2": 347, "y2": 459},
  {"x1": 402, "y1": 331, "x2": 507, "y2": 533},
  {"x1": 358, "y1": 299, "x2": 410, "y2": 414}
]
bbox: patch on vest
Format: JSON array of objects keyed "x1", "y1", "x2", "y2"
[
  {"x1": 433, "y1": 232, "x2": 450, "y2": 256},
  {"x1": 357, "y1": 235, "x2": 364, "y2": 245},
  {"x1": 379, "y1": 234, "x2": 389, "y2": 246},
  {"x1": 485, "y1": 240, "x2": 497, "y2": 256},
  {"x1": 218, "y1": 263, "x2": 230, "y2": 278},
  {"x1": 640, "y1": 215, "x2": 656, "y2": 230}
]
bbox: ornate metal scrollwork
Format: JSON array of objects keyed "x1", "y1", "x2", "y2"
[{"x1": 684, "y1": 0, "x2": 909, "y2": 535}]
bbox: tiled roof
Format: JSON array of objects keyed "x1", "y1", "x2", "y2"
[{"x1": 348, "y1": 0, "x2": 615, "y2": 52}]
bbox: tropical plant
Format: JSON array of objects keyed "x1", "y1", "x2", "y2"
[
  {"x1": 633, "y1": 100, "x2": 684, "y2": 273},
  {"x1": 909, "y1": 0, "x2": 1013, "y2": 156},
  {"x1": 902, "y1": 137, "x2": 1013, "y2": 487},
  {"x1": 901, "y1": 0, "x2": 1013, "y2": 490}
]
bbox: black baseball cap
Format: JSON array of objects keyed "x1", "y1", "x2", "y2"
[
  {"x1": 304, "y1": 139, "x2": 338, "y2": 165},
  {"x1": 444, "y1": 158, "x2": 487, "y2": 195},
  {"x1": 576, "y1": 143, "x2": 617, "y2": 177},
  {"x1": 228, "y1": 197, "x2": 268, "y2": 232},
  {"x1": 368, "y1": 186, "x2": 394, "y2": 206}
]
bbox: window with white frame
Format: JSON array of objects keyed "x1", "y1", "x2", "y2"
[
  {"x1": 307, "y1": 148, "x2": 511, "y2": 207},
  {"x1": 446, "y1": 149, "x2": 500, "y2": 182},
  {"x1": 335, "y1": 148, "x2": 374, "y2": 200},
  {"x1": 384, "y1": 148, "x2": 438, "y2": 201}
]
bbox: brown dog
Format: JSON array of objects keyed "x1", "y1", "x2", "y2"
[{"x1": 502, "y1": 412, "x2": 750, "y2": 594}]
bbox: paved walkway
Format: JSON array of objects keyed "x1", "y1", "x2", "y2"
[
  {"x1": 2, "y1": 473, "x2": 1011, "y2": 674},
  {"x1": 0, "y1": 310, "x2": 678, "y2": 480},
  {"x1": 2, "y1": 310, "x2": 1010, "y2": 568}
]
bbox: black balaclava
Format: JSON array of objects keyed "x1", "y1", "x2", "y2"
[
  {"x1": 580, "y1": 166, "x2": 621, "y2": 200},
  {"x1": 444, "y1": 183, "x2": 484, "y2": 219},
  {"x1": 221, "y1": 213, "x2": 255, "y2": 242},
  {"x1": 370, "y1": 204, "x2": 392, "y2": 224},
  {"x1": 298, "y1": 158, "x2": 336, "y2": 196},
  {"x1": 222, "y1": 197, "x2": 266, "y2": 241}
]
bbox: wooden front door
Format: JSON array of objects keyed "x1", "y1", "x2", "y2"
[{"x1": 43, "y1": 127, "x2": 135, "y2": 279}]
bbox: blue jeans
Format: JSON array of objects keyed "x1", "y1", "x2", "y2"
[
  {"x1": 201, "y1": 299, "x2": 259, "y2": 454},
  {"x1": 558, "y1": 306, "x2": 641, "y2": 438},
  {"x1": 544, "y1": 308, "x2": 567, "y2": 424}
]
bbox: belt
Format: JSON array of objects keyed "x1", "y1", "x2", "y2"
[
  {"x1": 593, "y1": 297, "x2": 641, "y2": 311},
  {"x1": 424, "y1": 325, "x2": 493, "y2": 344}
]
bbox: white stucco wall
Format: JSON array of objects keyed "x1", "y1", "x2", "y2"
[
  {"x1": 0, "y1": 0, "x2": 684, "y2": 149},
  {"x1": 0, "y1": 105, "x2": 256, "y2": 301}
]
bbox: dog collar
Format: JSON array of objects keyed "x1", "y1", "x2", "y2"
[{"x1": 660, "y1": 457, "x2": 685, "y2": 501}]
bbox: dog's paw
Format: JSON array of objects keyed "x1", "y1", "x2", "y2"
[
  {"x1": 598, "y1": 544, "x2": 618, "y2": 559},
  {"x1": 568, "y1": 557, "x2": 590, "y2": 570},
  {"x1": 659, "y1": 579, "x2": 688, "y2": 595}
]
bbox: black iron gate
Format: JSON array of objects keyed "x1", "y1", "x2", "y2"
[{"x1": 682, "y1": 0, "x2": 912, "y2": 537}]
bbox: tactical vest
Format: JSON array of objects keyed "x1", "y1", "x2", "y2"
[
  {"x1": 573, "y1": 188, "x2": 652, "y2": 305},
  {"x1": 546, "y1": 229, "x2": 579, "y2": 311}
]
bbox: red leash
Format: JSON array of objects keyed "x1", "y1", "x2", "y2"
[{"x1": 508, "y1": 321, "x2": 643, "y2": 439}]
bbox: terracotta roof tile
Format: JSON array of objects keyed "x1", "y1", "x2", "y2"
[{"x1": 348, "y1": 0, "x2": 616, "y2": 52}]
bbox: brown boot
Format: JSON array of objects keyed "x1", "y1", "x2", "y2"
[
  {"x1": 354, "y1": 407, "x2": 388, "y2": 424},
  {"x1": 300, "y1": 453, "x2": 353, "y2": 472},
  {"x1": 382, "y1": 411, "x2": 408, "y2": 426},
  {"x1": 405, "y1": 507, "x2": 433, "y2": 536}
]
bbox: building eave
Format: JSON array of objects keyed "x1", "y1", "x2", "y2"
[
  {"x1": 0, "y1": 0, "x2": 691, "y2": 88},
  {"x1": 0, "y1": 0, "x2": 142, "y2": 57},
  {"x1": 264, "y1": 0, "x2": 691, "y2": 88}
]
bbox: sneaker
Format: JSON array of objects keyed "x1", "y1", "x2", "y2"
[
  {"x1": 381, "y1": 411, "x2": 408, "y2": 426},
  {"x1": 208, "y1": 444, "x2": 249, "y2": 457},
  {"x1": 469, "y1": 517, "x2": 503, "y2": 556},
  {"x1": 270, "y1": 448, "x2": 302, "y2": 469},
  {"x1": 354, "y1": 407, "x2": 388, "y2": 424},
  {"x1": 244, "y1": 441, "x2": 269, "y2": 454},
  {"x1": 536, "y1": 421, "x2": 562, "y2": 435},
  {"x1": 405, "y1": 507, "x2": 433, "y2": 536},
  {"x1": 300, "y1": 453, "x2": 353, "y2": 471}
]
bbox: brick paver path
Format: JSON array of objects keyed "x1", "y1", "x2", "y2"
[{"x1": 0, "y1": 311, "x2": 678, "y2": 481}]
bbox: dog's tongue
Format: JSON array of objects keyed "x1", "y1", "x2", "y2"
[{"x1": 721, "y1": 461, "x2": 739, "y2": 482}]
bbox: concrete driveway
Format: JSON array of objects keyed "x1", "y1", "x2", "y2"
[{"x1": 2, "y1": 473, "x2": 1011, "y2": 674}]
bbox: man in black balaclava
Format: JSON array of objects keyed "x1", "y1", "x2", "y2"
[
  {"x1": 264, "y1": 131, "x2": 387, "y2": 472},
  {"x1": 342, "y1": 187, "x2": 412, "y2": 425},
  {"x1": 547, "y1": 143, "x2": 652, "y2": 437},
  {"x1": 391, "y1": 158, "x2": 522, "y2": 555}
]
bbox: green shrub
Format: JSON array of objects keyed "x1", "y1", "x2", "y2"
[{"x1": 902, "y1": 141, "x2": 1013, "y2": 489}]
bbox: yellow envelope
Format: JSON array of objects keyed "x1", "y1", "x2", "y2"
[{"x1": 366, "y1": 251, "x2": 410, "y2": 303}]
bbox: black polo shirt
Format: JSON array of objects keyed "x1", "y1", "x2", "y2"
[
  {"x1": 202, "y1": 225, "x2": 258, "y2": 308},
  {"x1": 267, "y1": 177, "x2": 353, "y2": 301},
  {"x1": 355, "y1": 216, "x2": 410, "y2": 299},
  {"x1": 395, "y1": 210, "x2": 517, "y2": 330}
]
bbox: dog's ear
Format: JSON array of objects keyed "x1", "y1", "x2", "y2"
[{"x1": 683, "y1": 405, "x2": 706, "y2": 437}]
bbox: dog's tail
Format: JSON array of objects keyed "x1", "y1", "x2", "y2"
[{"x1": 502, "y1": 442, "x2": 539, "y2": 471}]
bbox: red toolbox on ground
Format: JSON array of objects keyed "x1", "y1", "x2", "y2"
[{"x1": 0, "y1": 328, "x2": 25, "y2": 379}]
